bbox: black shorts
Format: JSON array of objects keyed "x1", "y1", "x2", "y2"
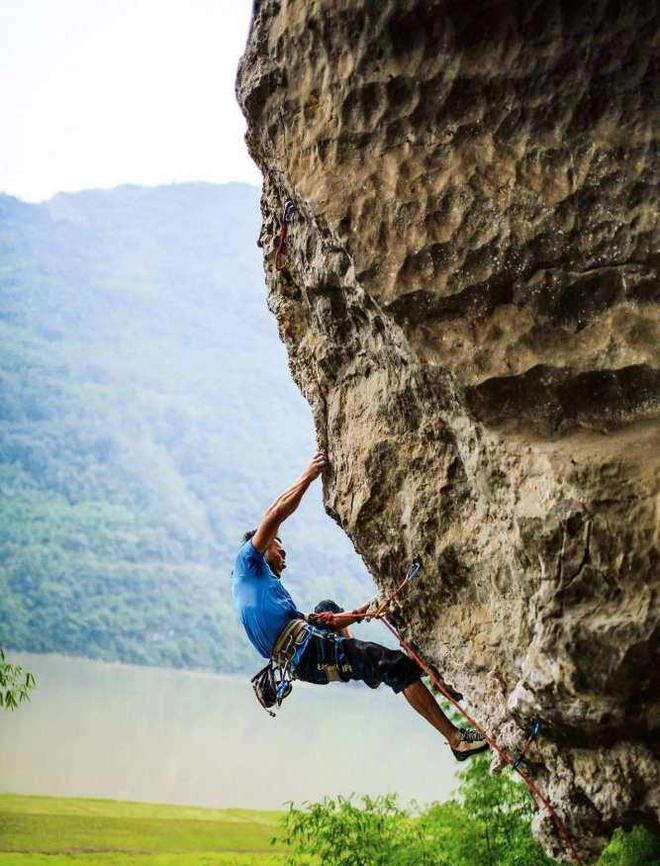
[{"x1": 294, "y1": 627, "x2": 422, "y2": 694}]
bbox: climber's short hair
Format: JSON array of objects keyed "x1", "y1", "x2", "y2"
[{"x1": 242, "y1": 529, "x2": 282, "y2": 545}]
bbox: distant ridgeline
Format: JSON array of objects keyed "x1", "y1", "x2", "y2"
[{"x1": 0, "y1": 183, "x2": 372, "y2": 672}]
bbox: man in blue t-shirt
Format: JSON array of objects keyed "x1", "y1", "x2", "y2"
[{"x1": 231, "y1": 451, "x2": 488, "y2": 762}]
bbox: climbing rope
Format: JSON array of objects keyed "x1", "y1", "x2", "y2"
[
  {"x1": 379, "y1": 616, "x2": 582, "y2": 863},
  {"x1": 308, "y1": 556, "x2": 583, "y2": 861},
  {"x1": 359, "y1": 559, "x2": 583, "y2": 864},
  {"x1": 370, "y1": 557, "x2": 422, "y2": 619}
]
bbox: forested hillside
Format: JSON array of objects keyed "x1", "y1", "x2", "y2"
[{"x1": 0, "y1": 183, "x2": 372, "y2": 672}]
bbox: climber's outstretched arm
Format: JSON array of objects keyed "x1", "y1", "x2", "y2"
[
  {"x1": 252, "y1": 451, "x2": 328, "y2": 553},
  {"x1": 309, "y1": 603, "x2": 371, "y2": 631}
]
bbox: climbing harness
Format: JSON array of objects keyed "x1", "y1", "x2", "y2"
[
  {"x1": 366, "y1": 558, "x2": 582, "y2": 864},
  {"x1": 274, "y1": 199, "x2": 297, "y2": 270},
  {"x1": 251, "y1": 617, "x2": 311, "y2": 718}
]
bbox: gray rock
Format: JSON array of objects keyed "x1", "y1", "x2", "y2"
[{"x1": 237, "y1": 1, "x2": 659, "y2": 860}]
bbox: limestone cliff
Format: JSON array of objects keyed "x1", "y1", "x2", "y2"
[{"x1": 236, "y1": 1, "x2": 659, "y2": 860}]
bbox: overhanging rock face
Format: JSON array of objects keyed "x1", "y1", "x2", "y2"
[{"x1": 237, "y1": 2, "x2": 659, "y2": 859}]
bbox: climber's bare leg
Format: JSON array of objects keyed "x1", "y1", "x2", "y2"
[{"x1": 403, "y1": 680, "x2": 460, "y2": 747}]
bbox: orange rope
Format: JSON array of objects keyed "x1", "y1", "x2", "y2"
[
  {"x1": 274, "y1": 220, "x2": 288, "y2": 270},
  {"x1": 371, "y1": 580, "x2": 409, "y2": 618},
  {"x1": 379, "y1": 616, "x2": 583, "y2": 864}
]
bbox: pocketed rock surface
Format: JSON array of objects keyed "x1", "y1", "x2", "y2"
[{"x1": 236, "y1": 2, "x2": 659, "y2": 859}]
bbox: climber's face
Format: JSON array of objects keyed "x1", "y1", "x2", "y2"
[{"x1": 265, "y1": 537, "x2": 286, "y2": 577}]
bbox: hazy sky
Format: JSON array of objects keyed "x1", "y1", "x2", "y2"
[{"x1": 0, "y1": 0, "x2": 261, "y2": 202}]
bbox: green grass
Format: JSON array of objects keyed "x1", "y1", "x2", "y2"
[
  {"x1": 0, "y1": 858, "x2": 282, "y2": 866},
  {"x1": 0, "y1": 794, "x2": 285, "y2": 866}
]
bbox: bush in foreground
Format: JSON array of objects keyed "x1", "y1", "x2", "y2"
[{"x1": 280, "y1": 754, "x2": 659, "y2": 866}]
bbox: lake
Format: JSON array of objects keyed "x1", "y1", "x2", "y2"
[{"x1": 0, "y1": 652, "x2": 457, "y2": 810}]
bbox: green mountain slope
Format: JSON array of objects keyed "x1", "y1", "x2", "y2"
[{"x1": 0, "y1": 183, "x2": 373, "y2": 673}]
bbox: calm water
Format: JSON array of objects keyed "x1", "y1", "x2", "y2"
[{"x1": 0, "y1": 652, "x2": 456, "y2": 809}]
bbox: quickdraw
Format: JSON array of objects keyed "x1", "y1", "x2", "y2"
[
  {"x1": 251, "y1": 618, "x2": 310, "y2": 718},
  {"x1": 274, "y1": 199, "x2": 297, "y2": 270},
  {"x1": 370, "y1": 557, "x2": 422, "y2": 618},
  {"x1": 511, "y1": 716, "x2": 544, "y2": 772},
  {"x1": 251, "y1": 661, "x2": 289, "y2": 718}
]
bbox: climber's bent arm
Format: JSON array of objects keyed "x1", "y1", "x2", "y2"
[{"x1": 252, "y1": 451, "x2": 328, "y2": 553}]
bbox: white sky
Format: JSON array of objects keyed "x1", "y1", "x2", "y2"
[{"x1": 0, "y1": 0, "x2": 261, "y2": 202}]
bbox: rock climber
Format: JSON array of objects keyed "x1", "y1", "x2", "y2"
[{"x1": 231, "y1": 450, "x2": 489, "y2": 762}]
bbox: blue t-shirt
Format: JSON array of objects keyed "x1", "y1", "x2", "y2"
[{"x1": 231, "y1": 541, "x2": 305, "y2": 658}]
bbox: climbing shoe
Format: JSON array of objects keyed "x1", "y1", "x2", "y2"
[{"x1": 451, "y1": 728, "x2": 490, "y2": 762}]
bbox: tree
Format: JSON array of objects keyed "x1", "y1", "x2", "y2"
[
  {"x1": 279, "y1": 757, "x2": 555, "y2": 866},
  {"x1": 597, "y1": 825, "x2": 660, "y2": 866},
  {"x1": 279, "y1": 763, "x2": 659, "y2": 866},
  {"x1": 457, "y1": 755, "x2": 554, "y2": 866},
  {"x1": 281, "y1": 794, "x2": 426, "y2": 866},
  {"x1": 0, "y1": 648, "x2": 36, "y2": 710},
  {"x1": 279, "y1": 689, "x2": 658, "y2": 865}
]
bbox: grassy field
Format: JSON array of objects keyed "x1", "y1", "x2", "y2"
[{"x1": 0, "y1": 795, "x2": 286, "y2": 866}]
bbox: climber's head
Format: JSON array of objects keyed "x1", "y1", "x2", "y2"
[{"x1": 242, "y1": 530, "x2": 286, "y2": 577}]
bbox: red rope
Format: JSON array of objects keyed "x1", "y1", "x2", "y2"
[
  {"x1": 380, "y1": 616, "x2": 583, "y2": 864},
  {"x1": 274, "y1": 221, "x2": 288, "y2": 270},
  {"x1": 371, "y1": 572, "x2": 415, "y2": 619}
]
